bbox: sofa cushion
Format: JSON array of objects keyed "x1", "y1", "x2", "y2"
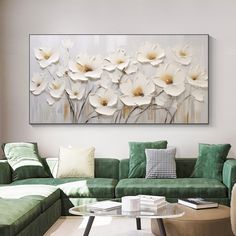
[
  {"x1": 0, "y1": 198, "x2": 41, "y2": 236},
  {"x1": 3, "y1": 142, "x2": 49, "y2": 181},
  {"x1": 0, "y1": 185, "x2": 60, "y2": 211},
  {"x1": 115, "y1": 178, "x2": 227, "y2": 198},
  {"x1": 191, "y1": 143, "x2": 231, "y2": 181},
  {"x1": 128, "y1": 141, "x2": 168, "y2": 178},
  {"x1": 11, "y1": 178, "x2": 118, "y2": 198}
]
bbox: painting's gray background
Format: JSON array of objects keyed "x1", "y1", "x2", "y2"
[
  {"x1": 0, "y1": 0, "x2": 235, "y2": 158},
  {"x1": 30, "y1": 35, "x2": 208, "y2": 124}
]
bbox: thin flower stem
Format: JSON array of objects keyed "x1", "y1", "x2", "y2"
[{"x1": 170, "y1": 95, "x2": 192, "y2": 123}]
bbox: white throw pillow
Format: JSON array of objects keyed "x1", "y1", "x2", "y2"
[{"x1": 57, "y1": 146, "x2": 95, "y2": 178}]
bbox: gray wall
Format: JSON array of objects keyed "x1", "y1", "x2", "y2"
[{"x1": 0, "y1": 0, "x2": 235, "y2": 158}]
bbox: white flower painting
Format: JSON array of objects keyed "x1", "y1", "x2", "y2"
[{"x1": 30, "y1": 34, "x2": 209, "y2": 124}]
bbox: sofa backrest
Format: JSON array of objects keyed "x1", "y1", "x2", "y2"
[
  {"x1": 119, "y1": 158, "x2": 197, "y2": 179},
  {"x1": 44, "y1": 158, "x2": 120, "y2": 180},
  {"x1": 0, "y1": 158, "x2": 120, "y2": 183}
]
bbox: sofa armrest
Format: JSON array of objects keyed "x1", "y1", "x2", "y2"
[
  {"x1": 223, "y1": 159, "x2": 236, "y2": 198},
  {"x1": 0, "y1": 160, "x2": 12, "y2": 184}
]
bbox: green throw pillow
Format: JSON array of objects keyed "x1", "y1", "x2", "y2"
[
  {"x1": 3, "y1": 142, "x2": 49, "y2": 181},
  {"x1": 191, "y1": 143, "x2": 231, "y2": 181},
  {"x1": 128, "y1": 141, "x2": 168, "y2": 178}
]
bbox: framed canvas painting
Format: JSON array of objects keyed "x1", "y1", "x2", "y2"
[{"x1": 29, "y1": 34, "x2": 209, "y2": 124}]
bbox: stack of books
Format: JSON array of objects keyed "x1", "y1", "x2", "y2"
[{"x1": 139, "y1": 195, "x2": 166, "y2": 211}]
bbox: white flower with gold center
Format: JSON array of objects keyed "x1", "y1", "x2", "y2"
[
  {"x1": 172, "y1": 45, "x2": 192, "y2": 65},
  {"x1": 104, "y1": 49, "x2": 130, "y2": 72},
  {"x1": 48, "y1": 79, "x2": 66, "y2": 99},
  {"x1": 34, "y1": 47, "x2": 59, "y2": 68},
  {"x1": 30, "y1": 73, "x2": 48, "y2": 95},
  {"x1": 120, "y1": 73, "x2": 155, "y2": 106},
  {"x1": 68, "y1": 55, "x2": 103, "y2": 81},
  {"x1": 137, "y1": 42, "x2": 165, "y2": 66},
  {"x1": 153, "y1": 64, "x2": 185, "y2": 97},
  {"x1": 187, "y1": 65, "x2": 208, "y2": 88},
  {"x1": 66, "y1": 83, "x2": 85, "y2": 100},
  {"x1": 89, "y1": 89, "x2": 118, "y2": 116}
]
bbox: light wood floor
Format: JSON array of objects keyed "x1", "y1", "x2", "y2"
[{"x1": 44, "y1": 216, "x2": 155, "y2": 236}]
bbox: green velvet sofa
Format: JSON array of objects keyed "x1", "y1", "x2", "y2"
[{"x1": 0, "y1": 157, "x2": 235, "y2": 236}]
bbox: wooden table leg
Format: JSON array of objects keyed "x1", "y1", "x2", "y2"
[
  {"x1": 83, "y1": 216, "x2": 95, "y2": 236},
  {"x1": 157, "y1": 218, "x2": 166, "y2": 236},
  {"x1": 136, "y1": 217, "x2": 141, "y2": 230}
]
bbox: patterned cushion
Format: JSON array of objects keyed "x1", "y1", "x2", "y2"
[
  {"x1": 145, "y1": 147, "x2": 177, "y2": 179},
  {"x1": 3, "y1": 143, "x2": 49, "y2": 181}
]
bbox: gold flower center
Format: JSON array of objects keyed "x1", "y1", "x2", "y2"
[
  {"x1": 73, "y1": 91, "x2": 79, "y2": 96},
  {"x1": 116, "y1": 59, "x2": 125, "y2": 64},
  {"x1": 133, "y1": 86, "x2": 144, "y2": 97},
  {"x1": 52, "y1": 83, "x2": 61, "y2": 90},
  {"x1": 146, "y1": 52, "x2": 157, "y2": 60},
  {"x1": 77, "y1": 64, "x2": 93, "y2": 73},
  {"x1": 161, "y1": 74, "x2": 173, "y2": 85},
  {"x1": 36, "y1": 82, "x2": 41, "y2": 87},
  {"x1": 43, "y1": 51, "x2": 52, "y2": 60},
  {"x1": 191, "y1": 74, "x2": 199, "y2": 81},
  {"x1": 179, "y1": 50, "x2": 187, "y2": 58},
  {"x1": 100, "y1": 98, "x2": 108, "y2": 106}
]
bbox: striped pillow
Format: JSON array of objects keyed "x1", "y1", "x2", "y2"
[
  {"x1": 145, "y1": 147, "x2": 177, "y2": 179},
  {"x1": 4, "y1": 143, "x2": 49, "y2": 181}
]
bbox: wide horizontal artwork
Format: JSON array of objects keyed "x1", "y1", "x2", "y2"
[{"x1": 30, "y1": 34, "x2": 209, "y2": 124}]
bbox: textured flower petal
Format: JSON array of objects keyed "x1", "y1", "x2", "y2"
[
  {"x1": 120, "y1": 95, "x2": 151, "y2": 106},
  {"x1": 164, "y1": 84, "x2": 185, "y2": 96},
  {"x1": 153, "y1": 78, "x2": 167, "y2": 88},
  {"x1": 104, "y1": 90, "x2": 118, "y2": 106},
  {"x1": 192, "y1": 89, "x2": 205, "y2": 102},
  {"x1": 34, "y1": 49, "x2": 44, "y2": 60},
  {"x1": 48, "y1": 52, "x2": 59, "y2": 64},
  {"x1": 150, "y1": 59, "x2": 163, "y2": 66},
  {"x1": 30, "y1": 82, "x2": 36, "y2": 92},
  {"x1": 109, "y1": 70, "x2": 123, "y2": 83},
  {"x1": 89, "y1": 94, "x2": 101, "y2": 108},
  {"x1": 125, "y1": 62, "x2": 138, "y2": 74},
  {"x1": 39, "y1": 60, "x2": 51, "y2": 68},
  {"x1": 33, "y1": 80, "x2": 47, "y2": 95},
  {"x1": 68, "y1": 72, "x2": 88, "y2": 82},
  {"x1": 85, "y1": 69, "x2": 102, "y2": 79},
  {"x1": 50, "y1": 89, "x2": 64, "y2": 99},
  {"x1": 68, "y1": 61, "x2": 79, "y2": 73},
  {"x1": 103, "y1": 63, "x2": 116, "y2": 72},
  {"x1": 143, "y1": 81, "x2": 155, "y2": 95},
  {"x1": 47, "y1": 96, "x2": 58, "y2": 106},
  {"x1": 187, "y1": 78, "x2": 208, "y2": 88},
  {"x1": 120, "y1": 95, "x2": 136, "y2": 106},
  {"x1": 95, "y1": 107, "x2": 116, "y2": 116},
  {"x1": 117, "y1": 60, "x2": 129, "y2": 71},
  {"x1": 120, "y1": 79, "x2": 133, "y2": 95}
]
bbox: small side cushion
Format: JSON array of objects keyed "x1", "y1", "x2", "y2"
[
  {"x1": 115, "y1": 178, "x2": 227, "y2": 198},
  {"x1": 0, "y1": 198, "x2": 41, "y2": 236}
]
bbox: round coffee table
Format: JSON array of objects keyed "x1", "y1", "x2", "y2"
[
  {"x1": 69, "y1": 201, "x2": 184, "y2": 236},
  {"x1": 151, "y1": 204, "x2": 233, "y2": 236}
]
